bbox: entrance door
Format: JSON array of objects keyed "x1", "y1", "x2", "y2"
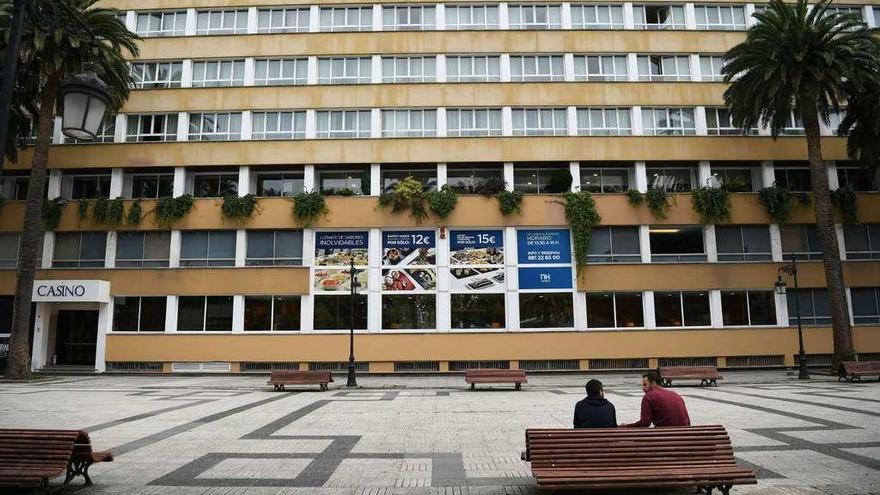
[{"x1": 55, "y1": 310, "x2": 98, "y2": 366}]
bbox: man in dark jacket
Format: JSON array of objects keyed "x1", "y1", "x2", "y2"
[{"x1": 573, "y1": 379, "x2": 617, "y2": 428}]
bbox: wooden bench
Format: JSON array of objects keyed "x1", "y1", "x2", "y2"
[
  {"x1": 0, "y1": 428, "x2": 113, "y2": 492},
  {"x1": 522, "y1": 425, "x2": 756, "y2": 495},
  {"x1": 268, "y1": 370, "x2": 334, "y2": 391},
  {"x1": 464, "y1": 369, "x2": 527, "y2": 390},
  {"x1": 838, "y1": 361, "x2": 880, "y2": 382},
  {"x1": 658, "y1": 366, "x2": 723, "y2": 387}
]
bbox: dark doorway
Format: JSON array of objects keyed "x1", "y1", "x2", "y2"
[{"x1": 55, "y1": 310, "x2": 98, "y2": 366}]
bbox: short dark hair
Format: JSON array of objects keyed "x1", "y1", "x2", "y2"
[
  {"x1": 585, "y1": 379, "x2": 603, "y2": 397},
  {"x1": 643, "y1": 372, "x2": 662, "y2": 385}
]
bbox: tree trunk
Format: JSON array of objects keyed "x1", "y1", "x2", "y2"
[
  {"x1": 801, "y1": 106, "x2": 855, "y2": 369},
  {"x1": 5, "y1": 73, "x2": 60, "y2": 379}
]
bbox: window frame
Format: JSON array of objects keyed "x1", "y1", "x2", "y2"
[
  {"x1": 112, "y1": 296, "x2": 167, "y2": 332},
  {"x1": 634, "y1": 4, "x2": 686, "y2": 30},
  {"x1": 52, "y1": 232, "x2": 107, "y2": 268},
  {"x1": 177, "y1": 295, "x2": 234, "y2": 332},
  {"x1": 114, "y1": 231, "x2": 172, "y2": 268},
  {"x1": 245, "y1": 230, "x2": 304, "y2": 266},
  {"x1": 509, "y1": 55, "x2": 566, "y2": 82},
  {"x1": 445, "y1": 55, "x2": 502, "y2": 82},
  {"x1": 256, "y1": 7, "x2": 310, "y2": 33},
  {"x1": 720, "y1": 290, "x2": 777, "y2": 327},
  {"x1": 636, "y1": 55, "x2": 692, "y2": 82},
  {"x1": 445, "y1": 4, "x2": 500, "y2": 30},
  {"x1": 188, "y1": 112, "x2": 243, "y2": 141},
  {"x1": 319, "y1": 6, "x2": 373, "y2": 32},
  {"x1": 135, "y1": 11, "x2": 186, "y2": 37},
  {"x1": 587, "y1": 226, "x2": 641, "y2": 262},
  {"x1": 715, "y1": 225, "x2": 772, "y2": 261},
  {"x1": 641, "y1": 107, "x2": 697, "y2": 135},
  {"x1": 572, "y1": 54, "x2": 629, "y2": 81},
  {"x1": 843, "y1": 224, "x2": 880, "y2": 260},
  {"x1": 125, "y1": 114, "x2": 178, "y2": 142},
  {"x1": 130, "y1": 61, "x2": 183, "y2": 89},
  {"x1": 381, "y1": 109, "x2": 438, "y2": 138},
  {"x1": 508, "y1": 4, "x2": 563, "y2": 29},
  {"x1": 253, "y1": 58, "x2": 309, "y2": 86},
  {"x1": 649, "y1": 225, "x2": 707, "y2": 263},
  {"x1": 244, "y1": 295, "x2": 302, "y2": 331},
  {"x1": 653, "y1": 290, "x2": 712, "y2": 327},
  {"x1": 585, "y1": 291, "x2": 645, "y2": 329},
  {"x1": 694, "y1": 4, "x2": 747, "y2": 30},
  {"x1": 191, "y1": 59, "x2": 246, "y2": 88},
  {"x1": 382, "y1": 5, "x2": 437, "y2": 31},
  {"x1": 0, "y1": 233, "x2": 20, "y2": 269},
  {"x1": 570, "y1": 4, "x2": 625, "y2": 29},
  {"x1": 381, "y1": 56, "x2": 437, "y2": 83},
  {"x1": 315, "y1": 110, "x2": 372, "y2": 139},
  {"x1": 511, "y1": 108, "x2": 569, "y2": 136},
  {"x1": 251, "y1": 111, "x2": 307, "y2": 140},
  {"x1": 576, "y1": 107, "x2": 632, "y2": 136},
  {"x1": 179, "y1": 230, "x2": 237, "y2": 267},
  {"x1": 195, "y1": 9, "x2": 249, "y2": 35},
  {"x1": 446, "y1": 108, "x2": 503, "y2": 137}
]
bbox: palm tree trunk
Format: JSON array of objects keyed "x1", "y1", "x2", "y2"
[
  {"x1": 5, "y1": 73, "x2": 60, "y2": 379},
  {"x1": 801, "y1": 106, "x2": 856, "y2": 368}
]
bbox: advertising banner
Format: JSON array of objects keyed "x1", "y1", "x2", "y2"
[
  {"x1": 449, "y1": 229, "x2": 504, "y2": 265},
  {"x1": 517, "y1": 229, "x2": 572, "y2": 264},
  {"x1": 381, "y1": 231, "x2": 436, "y2": 266},
  {"x1": 315, "y1": 231, "x2": 369, "y2": 266},
  {"x1": 313, "y1": 267, "x2": 368, "y2": 292},
  {"x1": 517, "y1": 267, "x2": 573, "y2": 290}
]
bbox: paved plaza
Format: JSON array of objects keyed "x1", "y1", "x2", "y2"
[{"x1": 0, "y1": 371, "x2": 878, "y2": 495}]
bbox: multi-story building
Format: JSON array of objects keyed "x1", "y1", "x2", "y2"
[{"x1": 1, "y1": 1, "x2": 879, "y2": 374}]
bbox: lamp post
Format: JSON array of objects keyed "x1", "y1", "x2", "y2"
[
  {"x1": 60, "y1": 74, "x2": 111, "y2": 141},
  {"x1": 775, "y1": 258, "x2": 810, "y2": 380},
  {"x1": 347, "y1": 257, "x2": 358, "y2": 387}
]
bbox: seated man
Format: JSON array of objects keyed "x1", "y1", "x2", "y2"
[
  {"x1": 573, "y1": 379, "x2": 617, "y2": 428},
  {"x1": 624, "y1": 372, "x2": 691, "y2": 427}
]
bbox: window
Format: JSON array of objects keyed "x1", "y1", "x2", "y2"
[
  {"x1": 445, "y1": 4, "x2": 500, "y2": 30},
  {"x1": 257, "y1": 7, "x2": 309, "y2": 33},
  {"x1": 446, "y1": 55, "x2": 502, "y2": 82},
  {"x1": 252, "y1": 111, "x2": 307, "y2": 140},
  {"x1": 634, "y1": 4, "x2": 686, "y2": 29},
  {"x1": 446, "y1": 108, "x2": 503, "y2": 137},
  {"x1": 112, "y1": 297, "x2": 166, "y2": 332},
  {"x1": 244, "y1": 296, "x2": 301, "y2": 330},
  {"x1": 319, "y1": 7, "x2": 372, "y2": 32},
  {"x1": 588, "y1": 227, "x2": 640, "y2": 262},
  {"x1": 317, "y1": 167, "x2": 369, "y2": 195},
  {"x1": 313, "y1": 294, "x2": 368, "y2": 329},
  {"x1": 654, "y1": 291, "x2": 711, "y2": 327},
  {"x1": 851, "y1": 288, "x2": 880, "y2": 325},
  {"x1": 381, "y1": 166, "x2": 438, "y2": 193},
  {"x1": 576, "y1": 108, "x2": 631, "y2": 135},
  {"x1": 188, "y1": 112, "x2": 242, "y2": 141},
  {"x1": 192, "y1": 172, "x2": 238, "y2": 197},
  {"x1": 61, "y1": 117, "x2": 115, "y2": 144},
  {"x1": 316, "y1": 110, "x2": 372, "y2": 139},
  {"x1": 844, "y1": 224, "x2": 880, "y2": 260},
  {"x1": 512, "y1": 108, "x2": 568, "y2": 136},
  {"x1": 115, "y1": 232, "x2": 171, "y2": 267},
  {"x1": 0, "y1": 233, "x2": 19, "y2": 268},
  {"x1": 53, "y1": 232, "x2": 107, "y2": 268},
  {"x1": 195, "y1": 10, "x2": 248, "y2": 35},
  {"x1": 508, "y1": 4, "x2": 562, "y2": 29},
  {"x1": 573, "y1": 55, "x2": 628, "y2": 81},
  {"x1": 837, "y1": 165, "x2": 879, "y2": 192},
  {"x1": 135, "y1": 11, "x2": 186, "y2": 37},
  {"x1": 256, "y1": 170, "x2": 305, "y2": 197},
  {"x1": 126, "y1": 114, "x2": 178, "y2": 142},
  {"x1": 699, "y1": 55, "x2": 725, "y2": 82},
  {"x1": 780, "y1": 224, "x2": 821, "y2": 260},
  {"x1": 571, "y1": 4, "x2": 624, "y2": 29},
  {"x1": 383, "y1": 5, "x2": 436, "y2": 30},
  {"x1": 446, "y1": 166, "x2": 505, "y2": 194},
  {"x1": 177, "y1": 296, "x2": 234, "y2": 331},
  {"x1": 694, "y1": 5, "x2": 746, "y2": 30},
  {"x1": 709, "y1": 165, "x2": 756, "y2": 191},
  {"x1": 774, "y1": 163, "x2": 811, "y2": 191},
  {"x1": 131, "y1": 61, "x2": 183, "y2": 89},
  {"x1": 513, "y1": 165, "x2": 572, "y2": 193},
  {"x1": 823, "y1": 6, "x2": 864, "y2": 20},
  {"x1": 641, "y1": 108, "x2": 696, "y2": 135},
  {"x1": 381, "y1": 109, "x2": 437, "y2": 138},
  {"x1": 451, "y1": 293, "x2": 505, "y2": 329},
  {"x1": 64, "y1": 173, "x2": 111, "y2": 199},
  {"x1": 581, "y1": 165, "x2": 631, "y2": 193},
  {"x1": 787, "y1": 288, "x2": 830, "y2": 326},
  {"x1": 715, "y1": 225, "x2": 772, "y2": 261},
  {"x1": 246, "y1": 230, "x2": 303, "y2": 266},
  {"x1": 317, "y1": 57, "x2": 372, "y2": 85},
  {"x1": 781, "y1": 112, "x2": 806, "y2": 135},
  {"x1": 510, "y1": 55, "x2": 565, "y2": 82},
  {"x1": 649, "y1": 226, "x2": 706, "y2": 262},
  {"x1": 129, "y1": 172, "x2": 174, "y2": 199},
  {"x1": 191, "y1": 60, "x2": 245, "y2": 87},
  {"x1": 180, "y1": 231, "x2": 236, "y2": 267},
  {"x1": 254, "y1": 58, "x2": 308, "y2": 86},
  {"x1": 0, "y1": 172, "x2": 29, "y2": 200},
  {"x1": 721, "y1": 290, "x2": 776, "y2": 326},
  {"x1": 637, "y1": 55, "x2": 691, "y2": 81},
  {"x1": 705, "y1": 108, "x2": 755, "y2": 136},
  {"x1": 382, "y1": 294, "x2": 436, "y2": 329},
  {"x1": 520, "y1": 293, "x2": 573, "y2": 328},
  {"x1": 647, "y1": 165, "x2": 696, "y2": 192},
  {"x1": 382, "y1": 56, "x2": 436, "y2": 83},
  {"x1": 586, "y1": 292, "x2": 644, "y2": 328}
]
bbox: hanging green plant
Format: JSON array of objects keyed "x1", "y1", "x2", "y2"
[
  {"x1": 42, "y1": 198, "x2": 64, "y2": 230},
  {"x1": 691, "y1": 187, "x2": 731, "y2": 225},
  {"x1": 794, "y1": 192, "x2": 812, "y2": 206},
  {"x1": 0, "y1": 195, "x2": 6, "y2": 211},
  {"x1": 626, "y1": 189, "x2": 644, "y2": 206},
  {"x1": 758, "y1": 186, "x2": 793, "y2": 224},
  {"x1": 476, "y1": 176, "x2": 505, "y2": 196},
  {"x1": 221, "y1": 194, "x2": 259, "y2": 222},
  {"x1": 126, "y1": 200, "x2": 142, "y2": 225},
  {"x1": 425, "y1": 185, "x2": 458, "y2": 219},
  {"x1": 106, "y1": 198, "x2": 125, "y2": 226},
  {"x1": 558, "y1": 192, "x2": 601, "y2": 274},
  {"x1": 496, "y1": 189, "x2": 524, "y2": 216},
  {"x1": 831, "y1": 187, "x2": 858, "y2": 223},
  {"x1": 78, "y1": 199, "x2": 91, "y2": 220},
  {"x1": 645, "y1": 188, "x2": 671, "y2": 219},
  {"x1": 377, "y1": 176, "x2": 430, "y2": 223},
  {"x1": 291, "y1": 191, "x2": 327, "y2": 227},
  {"x1": 154, "y1": 194, "x2": 195, "y2": 227}
]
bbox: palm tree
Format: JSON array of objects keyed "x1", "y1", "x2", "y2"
[
  {"x1": 3, "y1": 0, "x2": 139, "y2": 379},
  {"x1": 722, "y1": 0, "x2": 880, "y2": 367},
  {"x1": 838, "y1": 79, "x2": 880, "y2": 180}
]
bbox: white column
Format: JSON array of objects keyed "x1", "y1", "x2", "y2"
[
  {"x1": 104, "y1": 231, "x2": 116, "y2": 268},
  {"x1": 436, "y1": 108, "x2": 447, "y2": 137},
  {"x1": 561, "y1": 3, "x2": 573, "y2": 29},
  {"x1": 684, "y1": 3, "x2": 697, "y2": 30},
  {"x1": 760, "y1": 160, "x2": 775, "y2": 188},
  {"x1": 173, "y1": 167, "x2": 187, "y2": 196},
  {"x1": 643, "y1": 291, "x2": 656, "y2": 328},
  {"x1": 95, "y1": 302, "x2": 111, "y2": 372},
  {"x1": 865, "y1": 5, "x2": 876, "y2": 28},
  {"x1": 836, "y1": 224, "x2": 847, "y2": 260},
  {"x1": 169, "y1": 231, "x2": 182, "y2": 268},
  {"x1": 566, "y1": 106, "x2": 578, "y2": 136},
  {"x1": 309, "y1": 5, "x2": 320, "y2": 32},
  {"x1": 436, "y1": 228, "x2": 450, "y2": 333},
  {"x1": 698, "y1": 161, "x2": 712, "y2": 188},
  {"x1": 41, "y1": 232, "x2": 54, "y2": 269},
  {"x1": 774, "y1": 292, "x2": 789, "y2": 327},
  {"x1": 826, "y1": 161, "x2": 840, "y2": 190},
  {"x1": 185, "y1": 8, "x2": 197, "y2": 36},
  {"x1": 240, "y1": 111, "x2": 252, "y2": 141},
  {"x1": 370, "y1": 164, "x2": 381, "y2": 196},
  {"x1": 503, "y1": 162, "x2": 515, "y2": 191},
  {"x1": 631, "y1": 106, "x2": 643, "y2": 135},
  {"x1": 113, "y1": 114, "x2": 126, "y2": 143},
  {"x1": 769, "y1": 224, "x2": 783, "y2": 262},
  {"x1": 689, "y1": 54, "x2": 701, "y2": 82},
  {"x1": 300, "y1": 229, "x2": 314, "y2": 333},
  {"x1": 109, "y1": 168, "x2": 124, "y2": 198},
  {"x1": 626, "y1": 53, "x2": 639, "y2": 82},
  {"x1": 368, "y1": 228, "x2": 382, "y2": 333},
  {"x1": 176, "y1": 112, "x2": 189, "y2": 141},
  {"x1": 243, "y1": 58, "x2": 255, "y2": 87},
  {"x1": 52, "y1": 117, "x2": 62, "y2": 144},
  {"x1": 165, "y1": 296, "x2": 178, "y2": 333},
  {"x1": 745, "y1": 4, "x2": 757, "y2": 28},
  {"x1": 371, "y1": 55, "x2": 382, "y2": 84},
  {"x1": 373, "y1": 4, "x2": 383, "y2": 31},
  {"x1": 573, "y1": 292, "x2": 587, "y2": 330},
  {"x1": 30, "y1": 303, "x2": 49, "y2": 371},
  {"x1": 247, "y1": 7, "x2": 258, "y2": 34},
  {"x1": 500, "y1": 54, "x2": 512, "y2": 82},
  {"x1": 307, "y1": 56, "x2": 318, "y2": 85},
  {"x1": 704, "y1": 225, "x2": 718, "y2": 263},
  {"x1": 623, "y1": 2, "x2": 635, "y2": 29},
  {"x1": 563, "y1": 53, "x2": 575, "y2": 82},
  {"x1": 235, "y1": 230, "x2": 246, "y2": 267},
  {"x1": 634, "y1": 161, "x2": 648, "y2": 192},
  {"x1": 499, "y1": 3, "x2": 510, "y2": 29},
  {"x1": 125, "y1": 10, "x2": 136, "y2": 31},
  {"x1": 569, "y1": 162, "x2": 581, "y2": 192},
  {"x1": 232, "y1": 295, "x2": 245, "y2": 332},
  {"x1": 501, "y1": 107, "x2": 513, "y2": 136},
  {"x1": 181, "y1": 60, "x2": 193, "y2": 88},
  {"x1": 437, "y1": 163, "x2": 448, "y2": 187},
  {"x1": 238, "y1": 166, "x2": 251, "y2": 197},
  {"x1": 505, "y1": 227, "x2": 519, "y2": 332},
  {"x1": 695, "y1": 106, "x2": 708, "y2": 136},
  {"x1": 436, "y1": 4, "x2": 446, "y2": 30},
  {"x1": 370, "y1": 108, "x2": 382, "y2": 139},
  {"x1": 305, "y1": 109, "x2": 317, "y2": 139},
  {"x1": 47, "y1": 169, "x2": 62, "y2": 198},
  {"x1": 436, "y1": 54, "x2": 447, "y2": 82},
  {"x1": 709, "y1": 290, "x2": 723, "y2": 328},
  {"x1": 303, "y1": 164, "x2": 316, "y2": 191},
  {"x1": 639, "y1": 225, "x2": 651, "y2": 263}
]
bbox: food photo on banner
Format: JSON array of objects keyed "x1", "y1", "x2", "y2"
[
  {"x1": 313, "y1": 231, "x2": 369, "y2": 292},
  {"x1": 449, "y1": 229, "x2": 505, "y2": 292},
  {"x1": 381, "y1": 231, "x2": 437, "y2": 292}
]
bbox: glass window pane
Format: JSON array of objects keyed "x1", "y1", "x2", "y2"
[
  {"x1": 112, "y1": 297, "x2": 140, "y2": 332},
  {"x1": 654, "y1": 292, "x2": 683, "y2": 327},
  {"x1": 177, "y1": 296, "x2": 205, "y2": 331},
  {"x1": 450, "y1": 293, "x2": 505, "y2": 329},
  {"x1": 205, "y1": 296, "x2": 233, "y2": 331},
  {"x1": 683, "y1": 292, "x2": 711, "y2": 326},
  {"x1": 273, "y1": 296, "x2": 301, "y2": 330},
  {"x1": 244, "y1": 296, "x2": 272, "y2": 331},
  {"x1": 616, "y1": 292, "x2": 644, "y2": 327},
  {"x1": 748, "y1": 291, "x2": 776, "y2": 325},
  {"x1": 520, "y1": 293, "x2": 573, "y2": 328},
  {"x1": 721, "y1": 291, "x2": 749, "y2": 325},
  {"x1": 586, "y1": 292, "x2": 614, "y2": 328}
]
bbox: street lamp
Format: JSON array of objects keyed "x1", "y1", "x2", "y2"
[
  {"x1": 347, "y1": 257, "x2": 359, "y2": 387},
  {"x1": 60, "y1": 73, "x2": 111, "y2": 141},
  {"x1": 775, "y1": 258, "x2": 810, "y2": 380}
]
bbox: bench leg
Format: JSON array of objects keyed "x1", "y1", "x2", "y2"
[
  {"x1": 515, "y1": 383, "x2": 521, "y2": 391},
  {"x1": 65, "y1": 459, "x2": 94, "y2": 487},
  {"x1": 711, "y1": 379, "x2": 718, "y2": 387},
  {"x1": 470, "y1": 383, "x2": 475, "y2": 390}
]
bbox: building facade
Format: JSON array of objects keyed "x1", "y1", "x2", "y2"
[{"x1": 1, "y1": 0, "x2": 879, "y2": 374}]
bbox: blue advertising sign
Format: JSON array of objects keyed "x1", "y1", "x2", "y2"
[
  {"x1": 518, "y1": 267, "x2": 573, "y2": 290},
  {"x1": 382, "y1": 231, "x2": 436, "y2": 250},
  {"x1": 517, "y1": 229, "x2": 571, "y2": 264},
  {"x1": 450, "y1": 230, "x2": 503, "y2": 251},
  {"x1": 315, "y1": 231, "x2": 368, "y2": 250}
]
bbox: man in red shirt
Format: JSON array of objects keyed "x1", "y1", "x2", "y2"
[{"x1": 623, "y1": 372, "x2": 691, "y2": 427}]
